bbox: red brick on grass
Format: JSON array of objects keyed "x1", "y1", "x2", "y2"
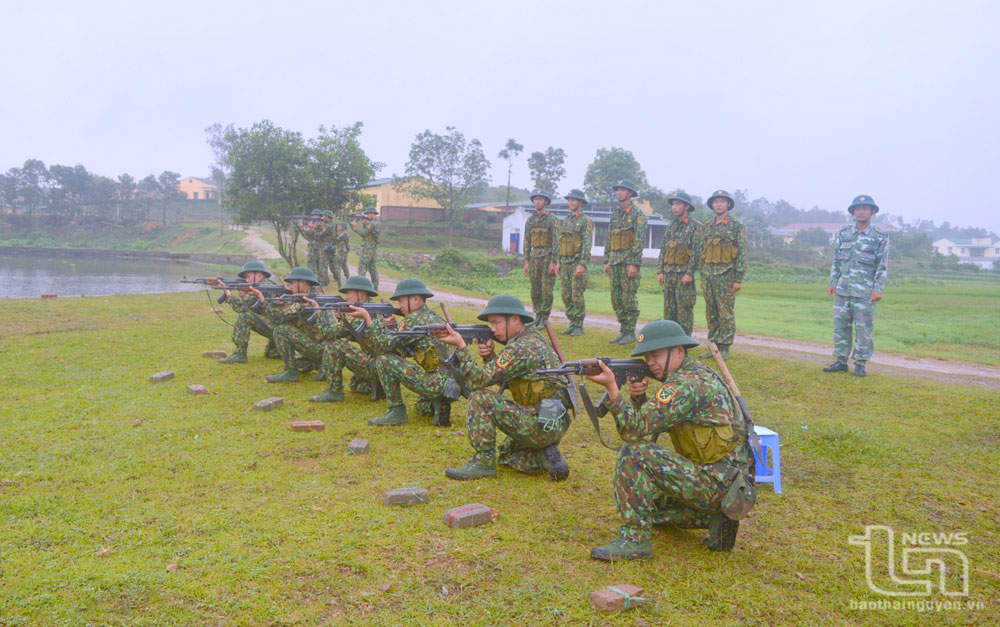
[
  {"x1": 253, "y1": 397, "x2": 283, "y2": 411},
  {"x1": 149, "y1": 371, "x2": 175, "y2": 383}
]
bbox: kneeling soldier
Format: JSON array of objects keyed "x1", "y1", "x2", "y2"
[
  {"x1": 357, "y1": 278, "x2": 459, "y2": 426},
  {"x1": 436, "y1": 294, "x2": 571, "y2": 481},
  {"x1": 585, "y1": 319, "x2": 756, "y2": 560},
  {"x1": 311, "y1": 275, "x2": 381, "y2": 402},
  {"x1": 252, "y1": 266, "x2": 325, "y2": 383},
  {"x1": 213, "y1": 260, "x2": 280, "y2": 363}
]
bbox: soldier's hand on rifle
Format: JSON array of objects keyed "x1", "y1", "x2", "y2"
[
  {"x1": 246, "y1": 285, "x2": 263, "y2": 300},
  {"x1": 657, "y1": 272, "x2": 665, "y2": 285},
  {"x1": 477, "y1": 338, "x2": 495, "y2": 359},
  {"x1": 682, "y1": 273, "x2": 693, "y2": 285},
  {"x1": 346, "y1": 305, "x2": 372, "y2": 326},
  {"x1": 584, "y1": 360, "x2": 619, "y2": 400},
  {"x1": 870, "y1": 291, "x2": 883, "y2": 302},
  {"x1": 575, "y1": 264, "x2": 586, "y2": 277},
  {"x1": 433, "y1": 323, "x2": 466, "y2": 350},
  {"x1": 627, "y1": 264, "x2": 639, "y2": 278},
  {"x1": 302, "y1": 296, "x2": 319, "y2": 309},
  {"x1": 627, "y1": 376, "x2": 649, "y2": 398},
  {"x1": 827, "y1": 285, "x2": 836, "y2": 297},
  {"x1": 523, "y1": 260, "x2": 529, "y2": 276}
]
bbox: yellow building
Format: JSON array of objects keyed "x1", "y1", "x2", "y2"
[
  {"x1": 179, "y1": 177, "x2": 219, "y2": 201},
  {"x1": 356, "y1": 177, "x2": 444, "y2": 221}
]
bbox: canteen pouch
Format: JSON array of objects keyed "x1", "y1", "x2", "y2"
[
  {"x1": 536, "y1": 397, "x2": 567, "y2": 432},
  {"x1": 559, "y1": 235, "x2": 582, "y2": 256},
  {"x1": 721, "y1": 467, "x2": 757, "y2": 521},
  {"x1": 663, "y1": 241, "x2": 691, "y2": 265},
  {"x1": 531, "y1": 228, "x2": 552, "y2": 248}
]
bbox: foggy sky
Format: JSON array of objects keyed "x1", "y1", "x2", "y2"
[{"x1": 3, "y1": 0, "x2": 998, "y2": 232}]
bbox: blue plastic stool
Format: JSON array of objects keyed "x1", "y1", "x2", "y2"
[{"x1": 753, "y1": 425, "x2": 782, "y2": 494}]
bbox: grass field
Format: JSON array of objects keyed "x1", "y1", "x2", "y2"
[{"x1": 1, "y1": 294, "x2": 997, "y2": 625}]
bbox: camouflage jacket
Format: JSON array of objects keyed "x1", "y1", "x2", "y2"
[
  {"x1": 351, "y1": 218, "x2": 380, "y2": 253},
  {"x1": 605, "y1": 202, "x2": 648, "y2": 266},
  {"x1": 367, "y1": 303, "x2": 444, "y2": 358},
  {"x1": 608, "y1": 356, "x2": 752, "y2": 473},
  {"x1": 559, "y1": 212, "x2": 594, "y2": 265},
  {"x1": 312, "y1": 309, "x2": 353, "y2": 342},
  {"x1": 260, "y1": 299, "x2": 329, "y2": 340},
  {"x1": 331, "y1": 229, "x2": 350, "y2": 253},
  {"x1": 227, "y1": 291, "x2": 259, "y2": 314},
  {"x1": 455, "y1": 327, "x2": 566, "y2": 403},
  {"x1": 658, "y1": 216, "x2": 703, "y2": 275},
  {"x1": 701, "y1": 215, "x2": 747, "y2": 280},
  {"x1": 524, "y1": 211, "x2": 560, "y2": 260},
  {"x1": 829, "y1": 223, "x2": 889, "y2": 298},
  {"x1": 297, "y1": 221, "x2": 331, "y2": 246}
]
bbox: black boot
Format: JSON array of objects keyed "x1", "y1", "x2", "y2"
[
  {"x1": 539, "y1": 444, "x2": 570, "y2": 481},
  {"x1": 823, "y1": 360, "x2": 848, "y2": 373}
]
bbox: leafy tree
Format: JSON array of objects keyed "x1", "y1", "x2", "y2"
[
  {"x1": 0, "y1": 170, "x2": 19, "y2": 215},
  {"x1": 497, "y1": 138, "x2": 523, "y2": 210},
  {"x1": 19, "y1": 159, "x2": 51, "y2": 218},
  {"x1": 157, "y1": 171, "x2": 183, "y2": 224},
  {"x1": 793, "y1": 226, "x2": 831, "y2": 248},
  {"x1": 206, "y1": 122, "x2": 236, "y2": 233},
  {"x1": 527, "y1": 147, "x2": 566, "y2": 195},
  {"x1": 395, "y1": 126, "x2": 491, "y2": 246},
  {"x1": 48, "y1": 164, "x2": 89, "y2": 221},
  {"x1": 582, "y1": 147, "x2": 652, "y2": 203}
]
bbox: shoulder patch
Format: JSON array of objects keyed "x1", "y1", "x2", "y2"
[
  {"x1": 496, "y1": 350, "x2": 515, "y2": 370},
  {"x1": 655, "y1": 383, "x2": 678, "y2": 405}
]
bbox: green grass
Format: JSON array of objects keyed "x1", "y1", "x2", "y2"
[
  {"x1": 0, "y1": 294, "x2": 997, "y2": 625},
  {"x1": 0, "y1": 222, "x2": 249, "y2": 255}
]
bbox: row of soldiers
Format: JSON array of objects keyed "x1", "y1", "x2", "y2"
[
  {"x1": 204, "y1": 263, "x2": 757, "y2": 560},
  {"x1": 524, "y1": 180, "x2": 746, "y2": 359},
  {"x1": 294, "y1": 207, "x2": 381, "y2": 290}
]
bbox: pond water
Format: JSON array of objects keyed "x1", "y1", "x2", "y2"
[{"x1": 0, "y1": 253, "x2": 217, "y2": 298}]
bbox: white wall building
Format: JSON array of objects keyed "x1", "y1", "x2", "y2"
[{"x1": 932, "y1": 236, "x2": 1000, "y2": 268}]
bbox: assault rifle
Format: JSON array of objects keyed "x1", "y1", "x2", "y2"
[
  {"x1": 390, "y1": 323, "x2": 494, "y2": 344},
  {"x1": 181, "y1": 278, "x2": 285, "y2": 304},
  {"x1": 267, "y1": 293, "x2": 345, "y2": 306},
  {"x1": 289, "y1": 214, "x2": 321, "y2": 222},
  {"x1": 340, "y1": 213, "x2": 366, "y2": 220},
  {"x1": 537, "y1": 357, "x2": 654, "y2": 450},
  {"x1": 304, "y1": 301, "x2": 402, "y2": 317}
]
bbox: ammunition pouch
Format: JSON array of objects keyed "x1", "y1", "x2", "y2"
[
  {"x1": 323, "y1": 243, "x2": 335, "y2": 255},
  {"x1": 530, "y1": 228, "x2": 552, "y2": 248},
  {"x1": 362, "y1": 236, "x2": 376, "y2": 243},
  {"x1": 702, "y1": 237, "x2": 738, "y2": 264},
  {"x1": 608, "y1": 228, "x2": 635, "y2": 251},
  {"x1": 720, "y1": 465, "x2": 757, "y2": 521},
  {"x1": 663, "y1": 240, "x2": 692, "y2": 265},
  {"x1": 412, "y1": 346, "x2": 442, "y2": 372},
  {"x1": 536, "y1": 397, "x2": 567, "y2": 432},
  {"x1": 509, "y1": 376, "x2": 556, "y2": 407},
  {"x1": 558, "y1": 235, "x2": 582, "y2": 257},
  {"x1": 669, "y1": 422, "x2": 740, "y2": 465}
]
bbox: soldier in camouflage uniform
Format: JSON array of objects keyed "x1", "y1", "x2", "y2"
[
  {"x1": 604, "y1": 179, "x2": 648, "y2": 344},
  {"x1": 213, "y1": 260, "x2": 281, "y2": 364},
  {"x1": 557, "y1": 189, "x2": 594, "y2": 336},
  {"x1": 327, "y1": 221, "x2": 351, "y2": 288},
  {"x1": 436, "y1": 295, "x2": 571, "y2": 482},
  {"x1": 657, "y1": 191, "x2": 703, "y2": 336},
  {"x1": 310, "y1": 275, "x2": 382, "y2": 402},
  {"x1": 355, "y1": 278, "x2": 460, "y2": 427},
  {"x1": 522, "y1": 189, "x2": 560, "y2": 328},
  {"x1": 585, "y1": 319, "x2": 756, "y2": 560},
  {"x1": 247, "y1": 266, "x2": 325, "y2": 383},
  {"x1": 825, "y1": 195, "x2": 889, "y2": 378},
  {"x1": 351, "y1": 206, "x2": 380, "y2": 290},
  {"x1": 700, "y1": 190, "x2": 746, "y2": 360},
  {"x1": 296, "y1": 210, "x2": 332, "y2": 287}
]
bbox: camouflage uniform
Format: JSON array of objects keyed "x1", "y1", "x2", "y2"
[
  {"x1": 658, "y1": 216, "x2": 703, "y2": 336},
  {"x1": 558, "y1": 211, "x2": 594, "y2": 330},
  {"x1": 262, "y1": 299, "x2": 330, "y2": 371},
  {"x1": 605, "y1": 203, "x2": 648, "y2": 336},
  {"x1": 701, "y1": 216, "x2": 747, "y2": 352},
  {"x1": 226, "y1": 291, "x2": 277, "y2": 357},
  {"x1": 454, "y1": 327, "x2": 570, "y2": 473},
  {"x1": 327, "y1": 228, "x2": 351, "y2": 288},
  {"x1": 524, "y1": 211, "x2": 560, "y2": 321},
  {"x1": 369, "y1": 304, "x2": 453, "y2": 411},
  {"x1": 829, "y1": 224, "x2": 889, "y2": 365},
  {"x1": 297, "y1": 222, "x2": 331, "y2": 287},
  {"x1": 320, "y1": 318, "x2": 381, "y2": 395},
  {"x1": 352, "y1": 218, "x2": 380, "y2": 290},
  {"x1": 606, "y1": 356, "x2": 753, "y2": 543}
]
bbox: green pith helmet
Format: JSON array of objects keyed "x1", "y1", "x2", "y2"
[
  {"x1": 707, "y1": 189, "x2": 734, "y2": 209},
  {"x1": 848, "y1": 194, "x2": 879, "y2": 215},
  {"x1": 338, "y1": 275, "x2": 378, "y2": 297},
  {"x1": 338, "y1": 220, "x2": 348, "y2": 227},
  {"x1": 390, "y1": 277, "x2": 433, "y2": 300},
  {"x1": 529, "y1": 189, "x2": 552, "y2": 205},
  {"x1": 310, "y1": 209, "x2": 323, "y2": 215},
  {"x1": 238, "y1": 260, "x2": 272, "y2": 279},
  {"x1": 320, "y1": 210, "x2": 335, "y2": 219},
  {"x1": 667, "y1": 191, "x2": 694, "y2": 211},
  {"x1": 564, "y1": 189, "x2": 589, "y2": 205},
  {"x1": 613, "y1": 179, "x2": 639, "y2": 197},
  {"x1": 631, "y1": 319, "x2": 699, "y2": 357},
  {"x1": 364, "y1": 206, "x2": 378, "y2": 214},
  {"x1": 477, "y1": 294, "x2": 534, "y2": 323},
  {"x1": 284, "y1": 266, "x2": 320, "y2": 286}
]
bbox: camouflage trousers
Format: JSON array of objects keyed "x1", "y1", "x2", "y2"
[
  {"x1": 703, "y1": 273, "x2": 737, "y2": 348},
  {"x1": 357, "y1": 251, "x2": 378, "y2": 291},
  {"x1": 528, "y1": 257, "x2": 557, "y2": 319},
  {"x1": 465, "y1": 389, "x2": 567, "y2": 474},
  {"x1": 559, "y1": 262, "x2": 588, "y2": 327},
  {"x1": 328, "y1": 249, "x2": 350, "y2": 287},
  {"x1": 273, "y1": 324, "x2": 324, "y2": 371},
  {"x1": 374, "y1": 353, "x2": 451, "y2": 410},
  {"x1": 614, "y1": 442, "x2": 726, "y2": 543},
  {"x1": 662, "y1": 273, "x2": 697, "y2": 337},
  {"x1": 609, "y1": 263, "x2": 640, "y2": 331},
  {"x1": 321, "y1": 339, "x2": 378, "y2": 393},
  {"x1": 231, "y1": 311, "x2": 274, "y2": 352},
  {"x1": 833, "y1": 295, "x2": 876, "y2": 363},
  {"x1": 307, "y1": 244, "x2": 329, "y2": 287}
]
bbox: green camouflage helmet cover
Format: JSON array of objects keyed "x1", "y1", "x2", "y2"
[
  {"x1": 477, "y1": 293, "x2": 534, "y2": 323},
  {"x1": 238, "y1": 260, "x2": 272, "y2": 279},
  {"x1": 631, "y1": 319, "x2": 699, "y2": 357}
]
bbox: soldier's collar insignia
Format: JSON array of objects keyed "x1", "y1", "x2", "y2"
[
  {"x1": 636, "y1": 334, "x2": 644, "y2": 342},
  {"x1": 496, "y1": 351, "x2": 514, "y2": 370},
  {"x1": 656, "y1": 383, "x2": 678, "y2": 405}
]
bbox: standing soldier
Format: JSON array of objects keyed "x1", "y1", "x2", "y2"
[
  {"x1": 522, "y1": 189, "x2": 559, "y2": 328},
  {"x1": 700, "y1": 190, "x2": 746, "y2": 360},
  {"x1": 212, "y1": 260, "x2": 281, "y2": 363},
  {"x1": 435, "y1": 295, "x2": 572, "y2": 482},
  {"x1": 557, "y1": 189, "x2": 594, "y2": 336},
  {"x1": 584, "y1": 319, "x2": 756, "y2": 560},
  {"x1": 825, "y1": 195, "x2": 889, "y2": 378},
  {"x1": 604, "y1": 179, "x2": 648, "y2": 344},
  {"x1": 351, "y1": 206, "x2": 380, "y2": 290},
  {"x1": 657, "y1": 191, "x2": 703, "y2": 336},
  {"x1": 296, "y1": 210, "x2": 332, "y2": 288},
  {"x1": 327, "y1": 220, "x2": 351, "y2": 288}
]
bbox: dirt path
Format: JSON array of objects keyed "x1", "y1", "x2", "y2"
[
  {"x1": 239, "y1": 226, "x2": 282, "y2": 260},
  {"x1": 361, "y1": 269, "x2": 1000, "y2": 390}
]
